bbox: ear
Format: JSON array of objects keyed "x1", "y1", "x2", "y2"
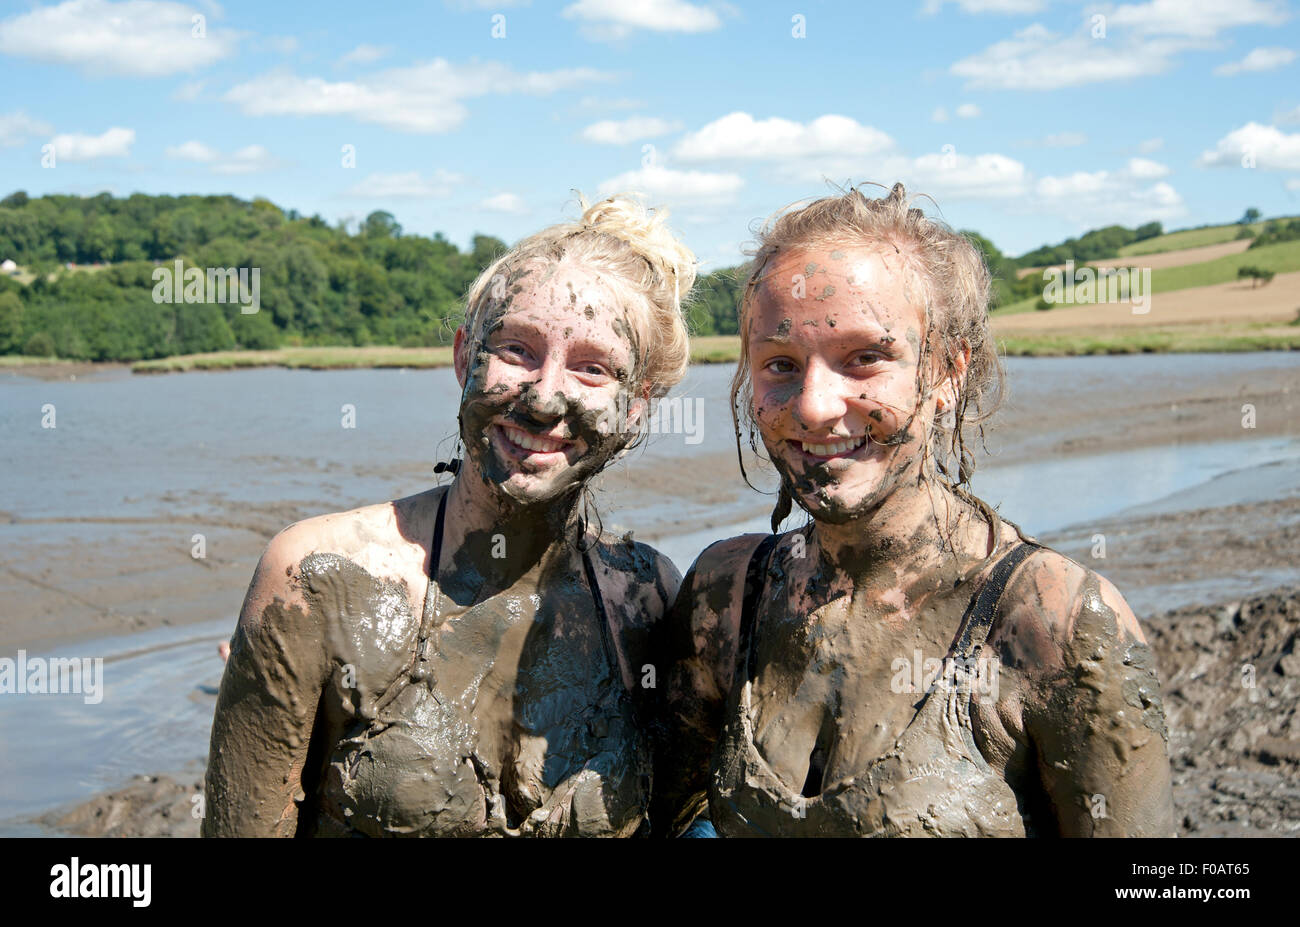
[
  {"x1": 934, "y1": 338, "x2": 971, "y2": 413},
  {"x1": 453, "y1": 326, "x2": 469, "y2": 388},
  {"x1": 623, "y1": 382, "x2": 653, "y2": 432}
]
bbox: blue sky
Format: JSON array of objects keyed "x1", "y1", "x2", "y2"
[{"x1": 2, "y1": 0, "x2": 1299, "y2": 266}]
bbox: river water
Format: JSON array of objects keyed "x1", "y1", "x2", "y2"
[{"x1": 1, "y1": 353, "x2": 1298, "y2": 829}]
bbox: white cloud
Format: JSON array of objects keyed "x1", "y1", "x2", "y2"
[
  {"x1": 932, "y1": 107, "x2": 950, "y2": 123},
  {"x1": 171, "y1": 80, "x2": 205, "y2": 102},
  {"x1": 579, "y1": 96, "x2": 643, "y2": 110},
  {"x1": 950, "y1": 24, "x2": 1197, "y2": 90},
  {"x1": 596, "y1": 164, "x2": 743, "y2": 204},
  {"x1": 898, "y1": 152, "x2": 1030, "y2": 198},
  {"x1": 1198, "y1": 122, "x2": 1300, "y2": 170},
  {"x1": 922, "y1": 0, "x2": 1045, "y2": 12},
  {"x1": 1137, "y1": 136, "x2": 1164, "y2": 152},
  {"x1": 1043, "y1": 132, "x2": 1087, "y2": 147},
  {"x1": 1033, "y1": 169, "x2": 1186, "y2": 226},
  {"x1": 563, "y1": 0, "x2": 722, "y2": 40},
  {"x1": 224, "y1": 60, "x2": 607, "y2": 133},
  {"x1": 165, "y1": 140, "x2": 282, "y2": 174},
  {"x1": 1213, "y1": 46, "x2": 1296, "y2": 76},
  {"x1": 671, "y1": 111, "x2": 1033, "y2": 201},
  {"x1": 1286, "y1": 178, "x2": 1300, "y2": 191},
  {"x1": 480, "y1": 193, "x2": 528, "y2": 214},
  {"x1": 49, "y1": 127, "x2": 134, "y2": 161},
  {"x1": 0, "y1": 111, "x2": 54, "y2": 148},
  {"x1": 446, "y1": 0, "x2": 532, "y2": 7},
  {"x1": 340, "y1": 43, "x2": 391, "y2": 65},
  {"x1": 1106, "y1": 0, "x2": 1288, "y2": 38},
  {"x1": 581, "y1": 116, "x2": 682, "y2": 144},
  {"x1": 1126, "y1": 157, "x2": 1171, "y2": 178},
  {"x1": 673, "y1": 112, "x2": 894, "y2": 162},
  {"x1": 264, "y1": 36, "x2": 299, "y2": 55},
  {"x1": 344, "y1": 170, "x2": 464, "y2": 198},
  {"x1": 165, "y1": 140, "x2": 219, "y2": 162},
  {"x1": 0, "y1": 0, "x2": 238, "y2": 77},
  {"x1": 1277, "y1": 106, "x2": 1300, "y2": 125},
  {"x1": 955, "y1": 103, "x2": 982, "y2": 119}
]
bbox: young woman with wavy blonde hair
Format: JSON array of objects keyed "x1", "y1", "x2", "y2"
[
  {"x1": 653, "y1": 183, "x2": 1176, "y2": 837},
  {"x1": 205, "y1": 194, "x2": 695, "y2": 837}
]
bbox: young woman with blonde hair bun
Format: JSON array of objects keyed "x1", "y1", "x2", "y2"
[{"x1": 205, "y1": 193, "x2": 695, "y2": 837}]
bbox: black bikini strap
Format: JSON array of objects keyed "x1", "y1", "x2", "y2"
[
  {"x1": 581, "y1": 543, "x2": 619, "y2": 674},
  {"x1": 414, "y1": 488, "x2": 451, "y2": 640},
  {"x1": 739, "y1": 534, "x2": 779, "y2": 682},
  {"x1": 951, "y1": 540, "x2": 1042, "y2": 661},
  {"x1": 430, "y1": 488, "x2": 448, "y2": 583}
]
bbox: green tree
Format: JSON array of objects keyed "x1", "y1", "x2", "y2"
[
  {"x1": 23, "y1": 331, "x2": 55, "y2": 357},
  {"x1": 1240, "y1": 208, "x2": 1261, "y2": 225},
  {"x1": 0, "y1": 291, "x2": 23, "y2": 352},
  {"x1": 1237, "y1": 265, "x2": 1275, "y2": 287},
  {"x1": 362, "y1": 210, "x2": 401, "y2": 239}
]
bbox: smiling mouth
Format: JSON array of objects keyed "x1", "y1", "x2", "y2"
[
  {"x1": 499, "y1": 423, "x2": 572, "y2": 456},
  {"x1": 790, "y1": 435, "x2": 868, "y2": 461}
]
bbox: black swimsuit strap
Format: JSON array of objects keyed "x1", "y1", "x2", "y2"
[
  {"x1": 423, "y1": 490, "x2": 624, "y2": 692},
  {"x1": 949, "y1": 540, "x2": 1042, "y2": 661},
  {"x1": 580, "y1": 542, "x2": 619, "y2": 675},
  {"x1": 736, "y1": 534, "x2": 1040, "y2": 682},
  {"x1": 739, "y1": 534, "x2": 780, "y2": 682}
]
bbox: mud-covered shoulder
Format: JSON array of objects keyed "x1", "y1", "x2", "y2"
[
  {"x1": 590, "y1": 533, "x2": 682, "y2": 631},
  {"x1": 669, "y1": 532, "x2": 773, "y2": 701},
  {"x1": 240, "y1": 503, "x2": 428, "y2": 720},
  {"x1": 991, "y1": 546, "x2": 1152, "y2": 685},
  {"x1": 994, "y1": 546, "x2": 1176, "y2": 835}
]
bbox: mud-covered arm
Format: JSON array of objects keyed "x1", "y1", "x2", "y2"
[
  {"x1": 202, "y1": 529, "x2": 331, "y2": 836},
  {"x1": 1023, "y1": 570, "x2": 1177, "y2": 837},
  {"x1": 648, "y1": 537, "x2": 756, "y2": 838}
]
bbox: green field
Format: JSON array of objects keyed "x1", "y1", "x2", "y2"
[
  {"x1": 995, "y1": 239, "x2": 1300, "y2": 315},
  {"x1": 1116, "y1": 220, "x2": 1279, "y2": 257}
]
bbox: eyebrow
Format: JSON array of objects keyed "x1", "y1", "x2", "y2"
[{"x1": 755, "y1": 323, "x2": 901, "y2": 350}]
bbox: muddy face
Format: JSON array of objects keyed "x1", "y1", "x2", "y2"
[
  {"x1": 748, "y1": 245, "x2": 949, "y2": 524},
  {"x1": 455, "y1": 263, "x2": 648, "y2": 507}
]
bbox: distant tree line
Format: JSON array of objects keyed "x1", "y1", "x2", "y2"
[{"x1": 1, "y1": 190, "x2": 1243, "y2": 358}]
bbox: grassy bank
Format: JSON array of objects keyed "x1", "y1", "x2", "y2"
[
  {"x1": 116, "y1": 327, "x2": 1297, "y2": 373},
  {"x1": 125, "y1": 336, "x2": 752, "y2": 373},
  {"x1": 996, "y1": 324, "x2": 1300, "y2": 356}
]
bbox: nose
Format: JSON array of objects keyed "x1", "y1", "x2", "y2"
[
  {"x1": 519, "y1": 353, "x2": 570, "y2": 420},
  {"x1": 791, "y1": 359, "x2": 848, "y2": 435}
]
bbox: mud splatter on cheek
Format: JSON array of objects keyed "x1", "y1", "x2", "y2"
[{"x1": 905, "y1": 327, "x2": 921, "y2": 361}]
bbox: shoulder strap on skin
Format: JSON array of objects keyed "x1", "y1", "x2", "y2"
[
  {"x1": 951, "y1": 540, "x2": 1043, "y2": 661},
  {"x1": 416, "y1": 488, "x2": 450, "y2": 634},
  {"x1": 581, "y1": 544, "x2": 620, "y2": 675},
  {"x1": 739, "y1": 534, "x2": 780, "y2": 682}
]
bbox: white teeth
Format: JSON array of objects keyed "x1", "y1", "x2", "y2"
[
  {"x1": 801, "y1": 436, "x2": 866, "y2": 457},
  {"x1": 503, "y1": 425, "x2": 566, "y2": 454}
]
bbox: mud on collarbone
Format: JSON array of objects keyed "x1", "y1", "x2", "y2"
[{"x1": 742, "y1": 534, "x2": 1022, "y2": 800}]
